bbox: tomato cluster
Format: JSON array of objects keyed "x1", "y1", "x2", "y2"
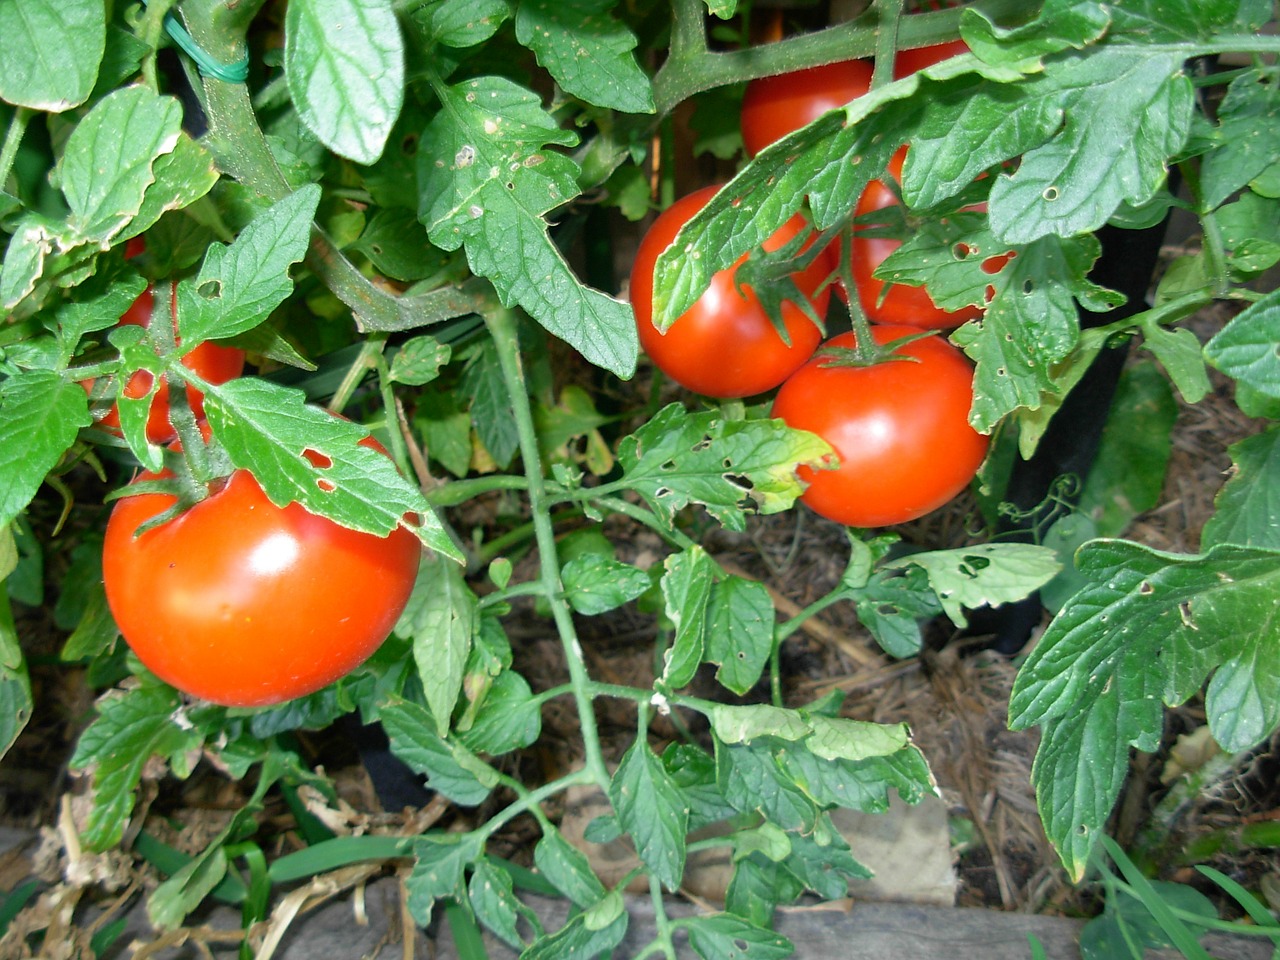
[{"x1": 630, "y1": 35, "x2": 991, "y2": 529}]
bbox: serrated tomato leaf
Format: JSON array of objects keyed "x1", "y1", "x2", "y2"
[
  {"x1": 616, "y1": 403, "x2": 831, "y2": 532},
  {"x1": 0, "y1": 370, "x2": 92, "y2": 530},
  {"x1": 660, "y1": 547, "x2": 713, "y2": 689},
  {"x1": 0, "y1": 0, "x2": 104, "y2": 111},
  {"x1": 686, "y1": 913, "x2": 794, "y2": 960},
  {"x1": 1205, "y1": 286, "x2": 1280, "y2": 398},
  {"x1": 610, "y1": 739, "x2": 688, "y2": 891},
  {"x1": 514, "y1": 0, "x2": 654, "y2": 114},
  {"x1": 1010, "y1": 540, "x2": 1280, "y2": 878},
  {"x1": 177, "y1": 185, "x2": 321, "y2": 346},
  {"x1": 418, "y1": 75, "x2": 636, "y2": 378},
  {"x1": 405, "y1": 832, "x2": 484, "y2": 927},
  {"x1": 285, "y1": 0, "x2": 404, "y2": 164},
  {"x1": 381, "y1": 698, "x2": 495, "y2": 805},
  {"x1": 887, "y1": 543, "x2": 1061, "y2": 627},
  {"x1": 69, "y1": 685, "x2": 203, "y2": 851},
  {"x1": 1200, "y1": 68, "x2": 1280, "y2": 210},
  {"x1": 396, "y1": 555, "x2": 476, "y2": 737},
  {"x1": 1202, "y1": 427, "x2": 1280, "y2": 550}
]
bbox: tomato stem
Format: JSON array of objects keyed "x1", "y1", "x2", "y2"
[
  {"x1": 485, "y1": 306, "x2": 613, "y2": 792},
  {"x1": 871, "y1": 0, "x2": 905, "y2": 91}
]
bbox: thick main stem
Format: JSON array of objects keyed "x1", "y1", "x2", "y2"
[{"x1": 485, "y1": 308, "x2": 611, "y2": 791}]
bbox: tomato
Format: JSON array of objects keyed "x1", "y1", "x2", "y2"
[
  {"x1": 630, "y1": 185, "x2": 832, "y2": 399},
  {"x1": 893, "y1": 38, "x2": 969, "y2": 78},
  {"x1": 770, "y1": 326, "x2": 988, "y2": 527},
  {"x1": 740, "y1": 59, "x2": 873, "y2": 157},
  {"x1": 844, "y1": 147, "x2": 988, "y2": 330},
  {"x1": 103, "y1": 437, "x2": 422, "y2": 707},
  {"x1": 98, "y1": 285, "x2": 246, "y2": 443}
]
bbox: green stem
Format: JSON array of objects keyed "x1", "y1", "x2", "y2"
[
  {"x1": 477, "y1": 767, "x2": 596, "y2": 843},
  {"x1": 0, "y1": 107, "x2": 31, "y2": 196},
  {"x1": 648, "y1": 874, "x2": 679, "y2": 960},
  {"x1": 871, "y1": 0, "x2": 905, "y2": 91},
  {"x1": 485, "y1": 307, "x2": 611, "y2": 790},
  {"x1": 776, "y1": 587, "x2": 855, "y2": 643},
  {"x1": 427, "y1": 474, "x2": 531, "y2": 509}
]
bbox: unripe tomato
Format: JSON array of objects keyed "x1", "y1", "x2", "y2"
[
  {"x1": 103, "y1": 436, "x2": 421, "y2": 707},
  {"x1": 97, "y1": 285, "x2": 246, "y2": 443},
  {"x1": 630, "y1": 185, "x2": 832, "y2": 399},
  {"x1": 740, "y1": 59, "x2": 873, "y2": 157},
  {"x1": 844, "y1": 148, "x2": 989, "y2": 330},
  {"x1": 771, "y1": 326, "x2": 988, "y2": 527}
]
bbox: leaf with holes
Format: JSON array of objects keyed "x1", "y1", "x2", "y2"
[
  {"x1": 887, "y1": 543, "x2": 1061, "y2": 627},
  {"x1": 687, "y1": 913, "x2": 795, "y2": 960},
  {"x1": 616, "y1": 403, "x2": 831, "y2": 533},
  {"x1": 1009, "y1": 540, "x2": 1280, "y2": 879},
  {"x1": 202, "y1": 378, "x2": 459, "y2": 558},
  {"x1": 514, "y1": 0, "x2": 653, "y2": 113},
  {"x1": 417, "y1": 74, "x2": 636, "y2": 377}
]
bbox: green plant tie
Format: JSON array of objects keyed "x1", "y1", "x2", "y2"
[{"x1": 140, "y1": 0, "x2": 251, "y2": 83}]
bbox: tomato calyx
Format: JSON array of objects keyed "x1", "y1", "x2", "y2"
[
  {"x1": 812, "y1": 327, "x2": 936, "y2": 369},
  {"x1": 731, "y1": 228, "x2": 834, "y2": 344}
]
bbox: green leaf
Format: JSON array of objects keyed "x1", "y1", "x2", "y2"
[
  {"x1": 561, "y1": 553, "x2": 650, "y2": 615},
  {"x1": 887, "y1": 543, "x2": 1061, "y2": 628},
  {"x1": 686, "y1": 913, "x2": 794, "y2": 960},
  {"x1": 1205, "y1": 286, "x2": 1280, "y2": 398},
  {"x1": 390, "y1": 336, "x2": 451, "y2": 386},
  {"x1": 617, "y1": 403, "x2": 831, "y2": 532},
  {"x1": 1076, "y1": 360, "x2": 1178, "y2": 538},
  {"x1": 468, "y1": 859, "x2": 525, "y2": 950},
  {"x1": 1108, "y1": 0, "x2": 1265, "y2": 42},
  {"x1": 418, "y1": 75, "x2": 637, "y2": 378},
  {"x1": 1202, "y1": 428, "x2": 1280, "y2": 550},
  {"x1": 405, "y1": 832, "x2": 483, "y2": 927},
  {"x1": 148, "y1": 846, "x2": 230, "y2": 930},
  {"x1": 284, "y1": 0, "x2": 404, "y2": 164},
  {"x1": 716, "y1": 739, "x2": 819, "y2": 832},
  {"x1": 1009, "y1": 540, "x2": 1280, "y2": 878},
  {"x1": 1200, "y1": 68, "x2": 1280, "y2": 211},
  {"x1": 663, "y1": 742, "x2": 737, "y2": 832},
  {"x1": 128, "y1": 133, "x2": 220, "y2": 240},
  {"x1": 803, "y1": 717, "x2": 908, "y2": 763},
  {"x1": 396, "y1": 555, "x2": 477, "y2": 736},
  {"x1": 0, "y1": 370, "x2": 92, "y2": 531},
  {"x1": 458, "y1": 338, "x2": 520, "y2": 468},
  {"x1": 711, "y1": 704, "x2": 811, "y2": 746},
  {"x1": 659, "y1": 547, "x2": 714, "y2": 688},
  {"x1": 50, "y1": 272, "x2": 148, "y2": 363},
  {"x1": 0, "y1": 0, "x2": 104, "y2": 110},
  {"x1": 0, "y1": 592, "x2": 32, "y2": 762},
  {"x1": 958, "y1": 0, "x2": 1110, "y2": 70},
  {"x1": 520, "y1": 909, "x2": 628, "y2": 960},
  {"x1": 777, "y1": 824, "x2": 873, "y2": 899},
  {"x1": 62, "y1": 86, "x2": 183, "y2": 239},
  {"x1": 381, "y1": 698, "x2": 495, "y2": 806},
  {"x1": 704, "y1": 575, "x2": 775, "y2": 696},
  {"x1": 69, "y1": 685, "x2": 203, "y2": 851},
  {"x1": 514, "y1": 0, "x2": 653, "y2": 113},
  {"x1": 853, "y1": 567, "x2": 941, "y2": 659},
  {"x1": 610, "y1": 739, "x2": 688, "y2": 891},
  {"x1": 456, "y1": 668, "x2": 542, "y2": 756},
  {"x1": 725, "y1": 856, "x2": 802, "y2": 928},
  {"x1": 177, "y1": 184, "x2": 321, "y2": 345},
  {"x1": 780, "y1": 738, "x2": 936, "y2": 813},
  {"x1": 951, "y1": 232, "x2": 1114, "y2": 434},
  {"x1": 533, "y1": 826, "x2": 604, "y2": 908},
  {"x1": 418, "y1": 0, "x2": 511, "y2": 47},
  {"x1": 203, "y1": 378, "x2": 458, "y2": 556},
  {"x1": 985, "y1": 49, "x2": 1192, "y2": 244}
]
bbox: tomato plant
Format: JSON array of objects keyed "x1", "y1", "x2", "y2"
[
  {"x1": 94, "y1": 283, "x2": 247, "y2": 442},
  {"x1": 630, "y1": 184, "x2": 832, "y2": 398},
  {"x1": 771, "y1": 326, "x2": 989, "y2": 527},
  {"x1": 102, "y1": 435, "x2": 421, "y2": 708},
  {"x1": 739, "y1": 59, "x2": 873, "y2": 157}
]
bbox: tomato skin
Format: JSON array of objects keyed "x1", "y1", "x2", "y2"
[
  {"x1": 770, "y1": 326, "x2": 988, "y2": 527},
  {"x1": 631, "y1": 185, "x2": 831, "y2": 399},
  {"x1": 97, "y1": 286, "x2": 246, "y2": 443},
  {"x1": 103, "y1": 454, "x2": 421, "y2": 707},
  {"x1": 740, "y1": 59, "x2": 873, "y2": 157},
  {"x1": 893, "y1": 39, "x2": 969, "y2": 78},
  {"x1": 845, "y1": 148, "x2": 985, "y2": 331}
]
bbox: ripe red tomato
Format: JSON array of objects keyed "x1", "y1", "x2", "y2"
[
  {"x1": 98, "y1": 285, "x2": 246, "y2": 443},
  {"x1": 893, "y1": 39, "x2": 969, "y2": 78},
  {"x1": 103, "y1": 437, "x2": 422, "y2": 707},
  {"x1": 740, "y1": 59, "x2": 873, "y2": 157},
  {"x1": 630, "y1": 185, "x2": 832, "y2": 399},
  {"x1": 770, "y1": 326, "x2": 988, "y2": 527},
  {"x1": 844, "y1": 148, "x2": 987, "y2": 330}
]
